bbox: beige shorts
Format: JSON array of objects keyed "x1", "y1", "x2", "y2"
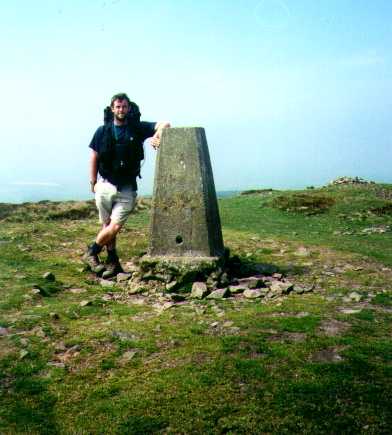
[{"x1": 94, "y1": 181, "x2": 137, "y2": 226}]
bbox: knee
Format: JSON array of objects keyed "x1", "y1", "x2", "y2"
[{"x1": 108, "y1": 222, "x2": 122, "y2": 236}]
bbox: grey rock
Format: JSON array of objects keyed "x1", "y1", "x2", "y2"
[
  {"x1": 243, "y1": 289, "x2": 265, "y2": 299},
  {"x1": 339, "y1": 308, "x2": 362, "y2": 314},
  {"x1": 191, "y1": 282, "x2": 209, "y2": 299},
  {"x1": 69, "y1": 287, "x2": 87, "y2": 294},
  {"x1": 0, "y1": 327, "x2": 9, "y2": 336},
  {"x1": 166, "y1": 280, "x2": 180, "y2": 292},
  {"x1": 120, "y1": 350, "x2": 138, "y2": 362},
  {"x1": 112, "y1": 331, "x2": 138, "y2": 341},
  {"x1": 228, "y1": 285, "x2": 246, "y2": 294},
  {"x1": 128, "y1": 283, "x2": 147, "y2": 295},
  {"x1": 80, "y1": 300, "x2": 92, "y2": 307},
  {"x1": 206, "y1": 288, "x2": 230, "y2": 299},
  {"x1": 43, "y1": 272, "x2": 55, "y2": 281},
  {"x1": 294, "y1": 247, "x2": 311, "y2": 257},
  {"x1": 48, "y1": 361, "x2": 66, "y2": 368},
  {"x1": 124, "y1": 261, "x2": 139, "y2": 273},
  {"x1": 348, "y1": 291, "x2": 361, "y2": 302},
  {"x1": 293, "y1": 284, "x2": 314, "y2": 294},
  {"x1": 142, "y1": 273, "x2": 166, "y2": 282},
  {"x1": 154, "y1": 301, "x2": 175, "y2": 313},
  {"x1": 100, "y1": 279, "x2": 116, "y2": 288},
  {"x1": 270, "y1": 281, "x2": 294, "y2": 295},
  {"x1": 117, "y1": 273, "x2": 132, "y2": 283},
  {"x1": 238, "y1": 277, "x2": 265, "y2": 289},
  {"x1": 19, "y1": 350, "x2": 29, "y2": 359}
]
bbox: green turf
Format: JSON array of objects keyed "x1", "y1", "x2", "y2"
[{"x1": 1, "y1": 184, "x2": 392, "y2": 433}]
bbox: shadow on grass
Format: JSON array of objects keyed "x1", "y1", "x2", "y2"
[
  {"x1": 229, "y1": 255, "x2": 310, "y2": 278},
  {"x1": 0, "y1": 357, "x2": 59, "y2": 434},
  {"x1": 271, "y1": 358, "x2": 392, "y2": 433}
]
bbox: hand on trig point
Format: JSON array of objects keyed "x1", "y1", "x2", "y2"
[{"x1": 151, "y1": 122, "x2": 171, "y2": 149}]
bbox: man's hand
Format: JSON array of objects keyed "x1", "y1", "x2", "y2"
[{"x1": 151, "y1": 122, "x2": 171, "y2": 149}]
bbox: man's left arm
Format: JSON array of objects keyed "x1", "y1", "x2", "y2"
[{"x1": 151, "y1": 122, "x2": 171, "y2": 149}]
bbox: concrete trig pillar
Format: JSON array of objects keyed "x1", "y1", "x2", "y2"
[{"x1": 148, "y1": 127, "x2": 224, "y2": 258}]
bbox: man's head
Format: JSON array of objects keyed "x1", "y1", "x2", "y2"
[{"x1": 110, "y1": 93, "x2": 131, "y2": 124}]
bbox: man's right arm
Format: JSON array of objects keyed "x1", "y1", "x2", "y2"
[
  {"x1": 89, "y1": 126, "x2": 104, "y2": 193},
  {"x1": 90, "y1": 150, "x2": 99, "y2": 193}
]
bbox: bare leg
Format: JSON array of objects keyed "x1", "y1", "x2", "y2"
[
  {"x1": 96, "y1": 222, "x2": 122, "y2": 247},
  {"x1": 102, "y1": 222, "x2": 116, "y2": 251}
]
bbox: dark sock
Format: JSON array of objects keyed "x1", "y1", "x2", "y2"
[
  {"x1": 89, "y1": 242, "x2": 102, "y2": 255},
  {"x1": 107, "y1": 249, "x2": 119, "y2": 262}
]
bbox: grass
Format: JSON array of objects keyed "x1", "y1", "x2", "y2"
[{"x1": 1, "y1": 184, "x2": 392, "y2": 433}]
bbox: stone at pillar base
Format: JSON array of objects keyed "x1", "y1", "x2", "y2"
[{"x1": 139, "y1": 255, "x2": 225, "y2": 287}]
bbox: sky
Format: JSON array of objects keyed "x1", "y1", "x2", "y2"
[{"x1": 0, "y1": 0, "x2": 391, "y2": 202}]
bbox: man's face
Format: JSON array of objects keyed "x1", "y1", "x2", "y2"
[{"x1": 111, "y1": 99, "x2": 129, "y2": 122}]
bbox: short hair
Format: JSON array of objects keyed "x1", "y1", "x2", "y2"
[{"x1": 110, "y1": 93, "x2": 131, "y2": 107}]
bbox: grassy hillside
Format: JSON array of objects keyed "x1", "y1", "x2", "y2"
[{"x1": 1, "y1": 184, "x2": 392, "y2": 434}]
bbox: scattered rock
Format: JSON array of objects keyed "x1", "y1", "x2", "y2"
[
  {"x1": 166, "y1": 281, "x2": 180, "y2": 292},
  {"x1": 243, "y1": 289, "x2": 265, "y2": 299},
  {"x1": 48, "y1": 362, "x2": 66, "y2": 369},
  {"x1": 69, "y1": 288, "x2": 87, "y2": 294},
  {"x1": 348, "y1": 291, "x2": 362, "y2": 302},
  {"x1": 154, "y1": 302, "x2": 175, "y2": 314},
  {"x1": 228, "y1": 284, "x2": 247, "y2": 294},
  {"x1": 237, "y1": 276, "x2": 265, "y2": 289},
  {"x1": 127, "y1": 283, "x2": 146, "y2": 295},
  {"x1": 311, "y1": 347, "x2": 345, "y2": 363},
  {"x1": 328, "y1": 176, "x2": 374, "y2": 186},
  {"x1": 318, "y1": 319, "x2": 350, "y2": 337},
  {"x1": 80, "y1": 300, "x2": 92, "y2": 307},
  {"x1": 100, "y1": 279, "x2": 116, "y2": 288},
  {"x1": 101, "y1": 293, "x2": 114, "y2": 302},
  {"x1": 0, "y1": 326, "x2": 9, "y2": 336},
  {"x1": 43, "y1": 272, "x2": 56, "y2": 281},
  {"x1": 206, "y1": 288, "x2": 230, "y2": 299},
  {"x1": 19, "y1": 350, "x2": 29, "y2": 359},
  {"x1": 294, "y1": 247, "x2": 311, "y2": 257},
  {"x1": 191, "y1": 282, "x2": 209, "y2": 299},
  {"x1": 338, "y1": 308, "x2": 362, "y2": 314},
  {"x1": 124, "y1": 261, "x2": 139, "y2": 273},
  {"x1": 120, "y1": 350, "x2": 138, "y2": 363},
  {"x1": 112, "y1": 331, "x2": 138, "y2": 341},
  {"x1": 269, "y1": 281, "x2": 294, "y2": 295},
  {"x1": 117, "y1": 273, "x2": 132, "y2": 283},
  {"x1": 293, "y1": 284, "x2": 314, "y2": 294},
  {"x1": 361, "y1": 225, "x2": 390, "y2": 235},
  {"x1": 268, "y1": 332, "x2": 307, "y2": 342}
]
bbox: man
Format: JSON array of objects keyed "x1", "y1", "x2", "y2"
[{"x1": 83, "y1": 93, "x2": 170, "y2": 278}]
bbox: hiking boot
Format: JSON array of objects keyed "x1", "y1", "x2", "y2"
[
  {"x1": 82, "y1": 252, "x2": 105, "y2": 274},
  {"x1": 102, "y1": 260, "x2": 123, "y2": 279}
]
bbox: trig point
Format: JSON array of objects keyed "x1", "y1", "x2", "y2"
[{"x1": 148, "y1": 127, "x2": 224, "y2": 258}]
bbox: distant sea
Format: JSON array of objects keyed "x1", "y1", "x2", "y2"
[{"x1": 0, "y1": 184, "x2": 239, "y2": 204}]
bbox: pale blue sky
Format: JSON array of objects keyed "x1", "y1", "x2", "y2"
[{"x1": 0, "y1": 0, "x2": 391, "y2": 202}]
